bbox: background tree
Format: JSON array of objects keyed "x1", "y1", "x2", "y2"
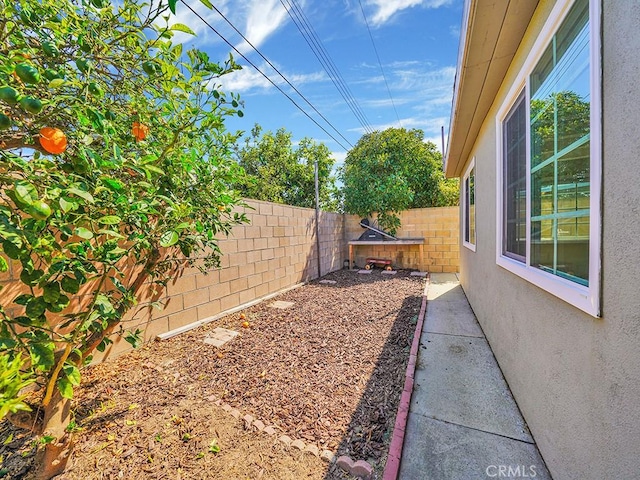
[
  {"x1": 235, "y1": 124, "x2": 339, "y2": 211},
  {"x1": 0, "y1": 0, "x2": 247, "y2": 477},
  {"x1": 340, "y1": 128, "x2": 458, "y2": 234}
]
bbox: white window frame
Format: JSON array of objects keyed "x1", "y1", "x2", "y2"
[
  {"x1": 462, "y1": 157, "x2": 476, "y2": 252},
  {"x1": 495, "y1": 0, "x2": 601, "y2": 317}
]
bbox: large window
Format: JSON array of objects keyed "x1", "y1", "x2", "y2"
[
  {"x1": 496, "y1": 0, "x2": 600, "y2": 316},
  {"x1": 503, "y1": 93, "x2": 527, "y2": 262},
  {"x1": 463, "y1": 158, "x2": 476, "y2": 251}
]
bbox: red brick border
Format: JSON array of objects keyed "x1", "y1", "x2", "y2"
[{"x1": 382, "y1": 274, "x2": 430, "y2": 480}]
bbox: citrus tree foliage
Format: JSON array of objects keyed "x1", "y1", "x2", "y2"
[
  {"x1": 235, "y1": 124, "x2": 340, "y2": 211},
  {"x1": 0, "y1": 0, "x2": 247, "y2": 477},
  {"x1": 341, "y1": 128, "x2": 458, "y2": 234}
]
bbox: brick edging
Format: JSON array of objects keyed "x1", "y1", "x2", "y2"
[
  {"x1": 208, "y1": 395, "x2": 337, "y2": 463},
  {"x1": 382, "y1": 273, "x2": 430, "y2": 480}
]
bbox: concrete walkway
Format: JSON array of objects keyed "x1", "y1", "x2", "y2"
[{"x1": 398, "y1": 273, "x2": 551, "y2": 479}]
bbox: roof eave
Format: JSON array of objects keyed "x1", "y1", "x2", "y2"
[{"x1": 444, "y1": 0, "x2": 540, "y2": 178}]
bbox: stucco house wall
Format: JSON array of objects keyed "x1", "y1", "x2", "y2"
[{"x1": 452, "y1": 1, "x2": 640, "y2": 479}]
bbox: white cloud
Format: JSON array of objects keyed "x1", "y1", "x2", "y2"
[
  {"x1": 331, "y1": 150, "x2": 347, "y2": 165},
  {"x1": 215, "y1": 62, "x2": 327, "y2": 94},
  {"x1": 239, "y1": 0, "x2": 291, "y2": 52},
  {"x1": 392, "y1": 65, "x2": 456, "y2": 91},
  {"x1": 330, "y1": 150, "x2": 348, "y2": 178},
  {"x1": 361, "y1": 97, "x2": 411, "y2": 108},
  {"x1": 166, "y1": 0, "x2": 292, "y2": 51},
  {"x1": 365, "y1": 0, "x2": 454, "y2": 27}
]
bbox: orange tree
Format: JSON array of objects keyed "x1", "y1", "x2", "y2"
[
  {"x1": 0, "y1": 0, "x2": 247, "y2": 477},
  {"x1": 341, "y1": 128, "x2": 458, "y2": 235}
]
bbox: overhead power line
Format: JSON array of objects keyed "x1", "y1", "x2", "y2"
[
  {"x1": 358, "y1": 0, "x2": 402, "y2": 128},
  {"x1": 280, "y1": 0, "x2": 374, "y2": 134},
  {"x1": 180, "y1": 0, "x2": 353, "y2": 151}
]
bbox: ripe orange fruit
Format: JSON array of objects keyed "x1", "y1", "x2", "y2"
[
  {"x1": 132, "y1": 122, "x2": 149, "y2": 141},
  {"x1": 239, "y1": 313, "x2": 246, "y2": 320},
  {"x1": 241, "y1": 321, "x2": 250, "y2": 329},
  {"x1": 39, "y1": 127, "x2": 67, "y2": 154}
]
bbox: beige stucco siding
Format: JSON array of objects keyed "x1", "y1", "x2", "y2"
[{"x1": 458, "y1": 1, "x2": 640, "y2": 479}]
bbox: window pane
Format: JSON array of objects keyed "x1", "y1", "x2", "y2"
[
  {"x1": 532, "y1": 163, "x2": 555, "y2": 217},
  {"x1": 464, "y1": 166, "x2": 476, "y2": 246},
  {"x1": 464, "y1": 176, "x2": 470, "y2": 243},
  {"x1": 556, "y1": 144, "x2": 590, "y2": 285},
  {"x1": 469, "y1": 167, "x2": 475, "y2": 245},
  {"x1": 531, "y1": 218, "x2": 554, "y2": 272},
  {"x1": 530, "y1": 0, "x2": 590, "y2": 286},
  {"x1": 503, "y1": 93, "x2": 527, "y2": 261}
]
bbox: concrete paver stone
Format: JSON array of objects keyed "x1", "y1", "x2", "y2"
[
  {"x1": 423, "y1": 279, "x2": 484, "y2": 337},
  {"x1": 203, "y1": 327, "x2": 239, "y2": 347},
  {"x1": 400, "y1": 415, "x2": 551, "y2": 480},
  {"x1": 412, "y1": 333, "x2": 533, "y2": 442},
  {"x1": 269, "y1": 300, "x2": 295, "y2": 309}
]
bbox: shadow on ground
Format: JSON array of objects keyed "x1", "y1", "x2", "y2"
[{"x1": 323, "y1": 277, "x2": 422, "y2": 479}]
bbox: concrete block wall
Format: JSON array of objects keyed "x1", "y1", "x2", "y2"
[
  {"x1": 344, "y1": 206, "x2": 459, "y2": 273},
  {"x1": 1, "y1": 203, "x2": 456, "y2": 361},
  {"x1": 112, "y1": 199, "x2": 346, "y2": 358}
]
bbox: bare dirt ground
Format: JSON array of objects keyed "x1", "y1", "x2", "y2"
[{"x1": 1, "y1": 269, "x2": 425, "y2": 479}]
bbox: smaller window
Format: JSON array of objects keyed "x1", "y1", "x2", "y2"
[{"x1": 463, "y1": 158, "x2": 476, "y2": 251}]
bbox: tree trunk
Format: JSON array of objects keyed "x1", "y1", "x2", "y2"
[{"x1": 30, "y1": 390, "x2": 74, "y2": 480}]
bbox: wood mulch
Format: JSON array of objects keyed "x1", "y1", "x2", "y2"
[{"x1": 1, "y1": 269, "x2": 425, "y2": 479}]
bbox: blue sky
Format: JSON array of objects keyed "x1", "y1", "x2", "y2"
[{"x1": 173, "y1": 0, "x2": 463, "y2": 168}]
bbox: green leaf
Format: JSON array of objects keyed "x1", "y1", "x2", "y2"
[
  {"x1": 160, "y1": 231, "x2": 179, "y2": 247},
  {"x1": 168, "y1": 0, "x2": 177, "y2": 14},
  {"x1": 199, "y1": 0, "x2": 213, "y2": 8},
  {"x1": 208, "y1": 439, "x2": 220, "y2": 453},
  {"x1": 97, "y1": 229, "x2": 124, "y2": 239},
  {"x1": 2, "y1": 239, "x2": 24, "y2": 260},
  {"x1": 0, "y1": 256, "x2": 7, "y2": 272},
  {"x1": 170, "y1": 23, "x2": 195, "y2": 36},
  {"x1": 59, "y1": 197, "x2": 77, "y2": 213},
  {"x1": 97, "y1": 215, "x2": 121, "y2": 225},
  {"x1": 48, "y1": 78, "x2": 66, "y2": 89},
  {"x1": 124, "y1": 329, "x2": 142, "y2": 348},
  {"x1": 67, "y1": 188, "x2": 94, "y2": 203},
  {"x1": 63, "y1": 364, "x2": 81, "y2": 386},
  {"x1": 101, "y1": 177, "x2": 124, "y2": 191},
  {"x1": 14, "y1": 294, "x2": 33, "y2": 305},
  {"x1": 43, "y1": 282, "x2": 61, "y2": 304},
  {"x1": 14, "y1": 181, "x2": 38, "y2": 207},
  {"x1": 30, "y1": 342, "x2": 55, "y2": 370},
  {"x1": 61, "y1": 276, "x2": 80, "y2": 294},
  {"x1": 20, "y1": 269, "x2": 44, "y2": 286},
  {"x1": 75, "y1": 227, "x2": 94, "y2": 239},
  {"x1": 143, "y1": 165, "x2": 165, "y2": 176},
  {"x1": 57, "y1": 376, "x2": 74, "y2": 399},
  {"x1": 46, "y1": 294, "x2": 69, "y2": 313},
  {"x1": 96, "y1": 336, "x2": 113, "y2": 352},
  {"x1": 25, "y1": 297, "x2": 47, "y2": 317},
  {"x1": 95, "y1": 293, "x2": 115, "y2": 314}
]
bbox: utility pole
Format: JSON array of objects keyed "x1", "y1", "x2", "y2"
[{"x1": 314, "y1": 159, "x2": 321, "y2": 279}]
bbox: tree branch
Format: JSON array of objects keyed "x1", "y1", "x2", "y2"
[{"x1": 0, "y1": 134, "x2": 50, "y2": 155}]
